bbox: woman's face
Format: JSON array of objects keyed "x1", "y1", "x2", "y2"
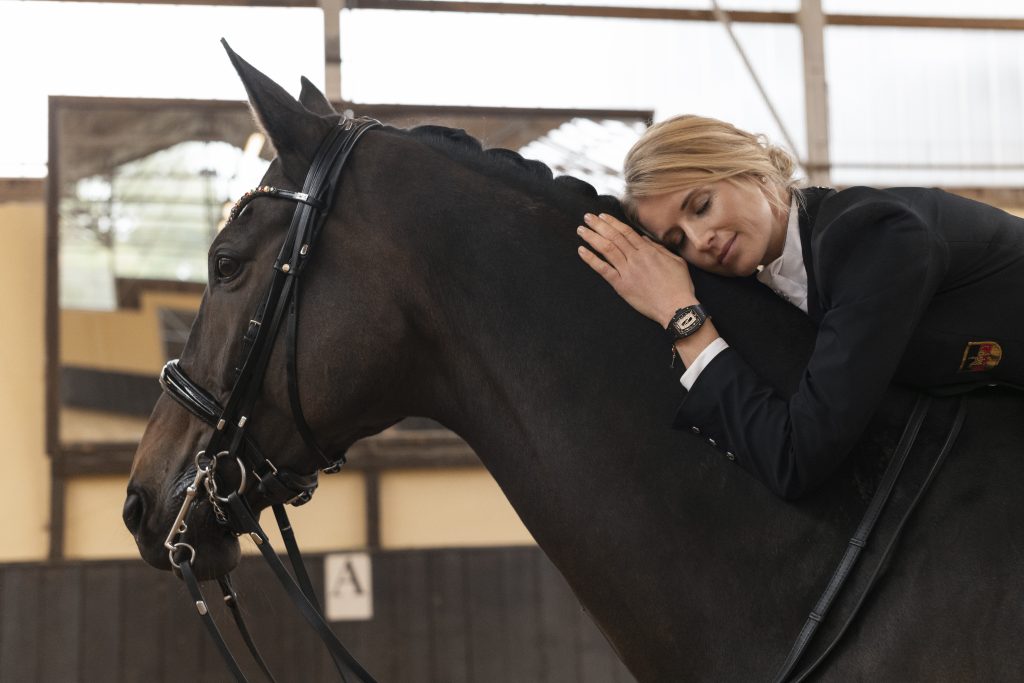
[{"x1": 634, "y1": 178, "x2": 789, "y2": 277}]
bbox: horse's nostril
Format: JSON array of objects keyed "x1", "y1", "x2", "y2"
[{"x1": 123, "y1": 490, "x2": 146, "y2": 536}]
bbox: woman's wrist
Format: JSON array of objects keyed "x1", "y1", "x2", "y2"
[
  {"x1": 672, "y1": 318, "x2": 719, "y2": 367},
  {"x1": 661, "y1": 299, "x2": 718, "y2": 367}
]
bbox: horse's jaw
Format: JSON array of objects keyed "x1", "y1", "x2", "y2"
[
  {"x1": 124, "y1": 471, "x2": 240, "y2": 581},
  {"x1": 135, "y1": 522, "x2": 242, "y2": 582},
  {"x1": 125, "y1": 394, "x2": 247, "y2": 581}
]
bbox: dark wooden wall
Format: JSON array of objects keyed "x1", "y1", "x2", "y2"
[{"x1": 0, "y1": 546, "x2": 635, "y2": 683}]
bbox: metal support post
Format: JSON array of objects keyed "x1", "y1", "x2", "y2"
[
  {"x1": 709, "y1": 0, "x2": 801, "y2": 165},
  {"x1": 321, "y1": 0, "x2": 343, "y2": 101},
  {"x1": 798, "y1": 0, "x2": 831, "y2": 185}
]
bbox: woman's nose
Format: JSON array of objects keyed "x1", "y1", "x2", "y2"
[{"x1": 684, "y1": 225, "x2": 715, "y2": 252}]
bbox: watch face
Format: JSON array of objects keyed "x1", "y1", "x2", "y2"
[
  {"x1": 673, "y1": 311, "x2": 700, "y2": 334},
  {"x1": 669, "y1": 306, "x2": 706, "y2": 339}
]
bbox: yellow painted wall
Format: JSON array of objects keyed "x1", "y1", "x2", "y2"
[
  {"x1": 0, "y1": 200, "x2": 50, "y2": 561},
  {"x1": 380, "y1": 468, "x2": 534, "y2": 548},
  {"x1": 61, "y1": 290, "x2": 202, "y2": 373},
  {"x1": 65, "y1": 466, "x2": 536, "y2": 558},
  {"x1": 60, "y1": 406, "x2": 150, "y2": 444},
  {"x1": 64, "y1": 472, "x2": 370, "y2": 559},
  {"x1": 64, "y1": 475, "x2": 138, "y2": 559},
  {"x1": 245, "y1": 473, "x2": 368, "y2": 554}
]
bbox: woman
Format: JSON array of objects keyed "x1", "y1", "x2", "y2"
[{"x1": 577, "y1": 114, "x2": 1024, "y2": 499}]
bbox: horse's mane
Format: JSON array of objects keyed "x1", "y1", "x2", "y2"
[{"x1": 399, "y1": 124, "x2": 625, "y2": 217}]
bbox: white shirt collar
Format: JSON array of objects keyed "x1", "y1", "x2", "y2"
[{"x1": 756, "y1": 195, "x2": 808, "y2": 313}]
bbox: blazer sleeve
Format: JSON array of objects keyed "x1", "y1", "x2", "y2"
[{"x1": 673, "y1": 196, "x2": 946, "y2": 499}]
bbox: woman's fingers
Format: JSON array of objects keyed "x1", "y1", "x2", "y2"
[
  {"x1": 577, "y1": 245, "x2": 620, "y2": 283},
  {"x1": 641, "y1": 234, "x2": 686, "y2": 263},
  {"x1": 576, "y1": 213, "x2": 697, "y2": 324},
  {"x1": 577, "y1": 212, "x2": 649, "y2": 269},
  {"x1": 577, "y1": 223, "x2": 627, "y2": 268},
  {"x1": 584, "y1": 213, "x2": 645, "y2": 251}
]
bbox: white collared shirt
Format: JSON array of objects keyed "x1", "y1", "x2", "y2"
[
  {"x1": 680, "y1": 195, "x2": 807, "y2": 390},
  {"x1": 755, "y1": 195, "x2": 808, "y2": 315}
]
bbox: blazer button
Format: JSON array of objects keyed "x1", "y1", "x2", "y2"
[
  {"x1": 725, "y1": 452, "x2": 736, "y2": 461},
  {"x1": 707, "y1": 438, "x2": 717, "y2": 447},
  {"x1": 691, "y1": 426, "x2": 701, "y2": 435}
]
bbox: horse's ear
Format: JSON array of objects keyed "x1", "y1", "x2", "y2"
[
  {"x1": 221, "y1": 39, "x2": 331, "y2": 181},
  {"x1": 299, "y1": 77, "x2": 337, "y2": 117}
]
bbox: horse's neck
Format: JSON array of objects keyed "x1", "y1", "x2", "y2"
[
  {"x1": 412, "y1": 205, "x2": 673, "y2": 449},
  {"x1": 355, "y1": 143, "x2": 860, "y2": 678},
  {"x1": 410, "y1": 217, "x2": 830, "y2": 678}
]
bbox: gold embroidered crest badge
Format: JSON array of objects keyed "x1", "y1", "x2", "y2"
[{"x1": 959, "y1": 341, "x2": 1003, "y2": 373}]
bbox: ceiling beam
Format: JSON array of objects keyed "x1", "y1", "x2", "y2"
[
  {"x1": 0, "y1": 178, "x2": 45, "y2": 203},
  {"x1": 39, "y1": 1, "x2": 1024, "y2": 31}
]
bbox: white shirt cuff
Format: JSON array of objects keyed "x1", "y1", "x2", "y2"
[{"x1": 679, "y1": 337, "x2": 729, "y2": 390}]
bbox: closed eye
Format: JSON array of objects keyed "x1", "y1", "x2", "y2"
[{"x1": 695, "y1": 195, "x2": 712, "y2": 216}]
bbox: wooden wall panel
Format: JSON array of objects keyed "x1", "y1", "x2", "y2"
[
  {"x1": 80, "y1": 566, "x2": 122, "y2": 680},
  {"x1": 119, "y1": 563, "x2": 166, "y2": 683},
  {"x1": 0, "y1": 547, "x2": 634, "y2": 682},
  {"x1": 427, "y1": 551, "x2": 470, "y2": 683},
  {"x1": 0, "y1": 566, "x2": 42, "y2": 681},
  {"x1": 38, "y1": 565, "x2": 81, "y2": 680}
]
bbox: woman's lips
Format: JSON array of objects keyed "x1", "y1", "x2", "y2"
[{"x1": 718, "y1": 235, "x2": 736, "y2": 265}]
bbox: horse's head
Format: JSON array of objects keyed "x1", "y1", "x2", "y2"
[{"x1": 123, "y1": 45, "x2": 409, "y2": 579}]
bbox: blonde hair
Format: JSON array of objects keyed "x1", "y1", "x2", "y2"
[{"x1": 622, "y1": 115, "x2": 799, "y2": 221}]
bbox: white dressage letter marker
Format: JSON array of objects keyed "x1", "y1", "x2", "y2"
[{"x1": 324, "y1": 552, "x2": 373, "y2": 621}]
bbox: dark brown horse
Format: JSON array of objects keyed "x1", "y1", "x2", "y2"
[{"x1": 123, "y1": 49, "x2": 1024, "y2": 681}]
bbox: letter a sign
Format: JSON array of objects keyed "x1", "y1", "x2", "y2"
[{"x1": 324, "y1": 552, "x2": 373, "y2": 621}]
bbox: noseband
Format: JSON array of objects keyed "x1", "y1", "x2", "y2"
[{"x1": 159, "y1": 117, "x2": 381, "y2": 683}]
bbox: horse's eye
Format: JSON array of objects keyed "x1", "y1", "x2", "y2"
[{"x1": 216, "y1": 256, "x2": 241, "y2": 280}]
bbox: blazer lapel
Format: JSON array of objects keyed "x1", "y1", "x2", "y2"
[{"x1": 795, "y1": 187, "x2": 835, "y2": 322}]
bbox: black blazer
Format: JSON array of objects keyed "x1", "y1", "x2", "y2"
[{"x1": 675, "y1": 186, "x2": 1024, "y2": 499}]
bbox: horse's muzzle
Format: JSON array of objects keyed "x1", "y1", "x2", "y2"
[{"x1": 122, "y1": 488, "x2": 146, "y2": 537}]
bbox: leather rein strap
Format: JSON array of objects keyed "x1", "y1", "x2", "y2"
[
  {"x1": 773, "y1": 394, "x2": 967, "y2": 682},
  {"x1": 160, "y1": 117, "x2": 381, "y2": 683}
]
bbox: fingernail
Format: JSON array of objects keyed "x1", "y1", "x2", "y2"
[
  {"x1": 583, "y1": 213, "x2": 594, "y2": 222},
  {"x1": 576, "y1": 226, "x2": 585, "y2": 234}
]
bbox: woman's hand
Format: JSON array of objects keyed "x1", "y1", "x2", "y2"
[{"x1": 577, "y1": 213, "x2": 697, "y2": 326}]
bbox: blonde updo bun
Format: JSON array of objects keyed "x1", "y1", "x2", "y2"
[
  {"x1": 622, "y1": 115, "x2": 799, "y2": 220},
  {"x1": 764, "y1": 139, "x2": 797, "y2": 181}
]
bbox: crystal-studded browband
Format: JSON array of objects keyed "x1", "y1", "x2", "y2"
[{"x1": 226, "y1": 185, "x2": 327, "y2": 225}]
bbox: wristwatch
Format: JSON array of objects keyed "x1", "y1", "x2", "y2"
[{"x1": 666, "y1": 304, "x2": 709, "y2": 342}]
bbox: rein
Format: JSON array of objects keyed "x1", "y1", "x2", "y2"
[
  {"x1": 160, "y1": 117, "x2": 381, "y2": 683},
  {"x1": 774, "y1": 394, "x2": 967, "y2": 681}
]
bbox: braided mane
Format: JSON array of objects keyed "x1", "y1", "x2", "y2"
[{"x1": 402, "y1": 124, "x2": 625, "y2": 218}]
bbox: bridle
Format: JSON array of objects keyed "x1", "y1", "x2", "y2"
[{"x1": 159, "y1": 116, "x2": 381, "y2": 683}]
